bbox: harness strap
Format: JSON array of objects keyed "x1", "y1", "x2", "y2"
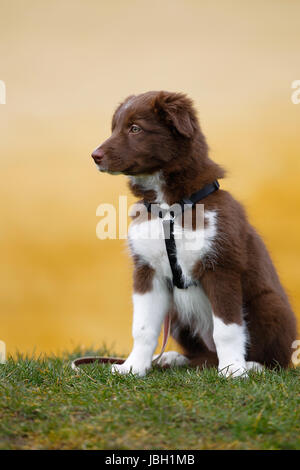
[
  {"x1": 162, "y1": 219, "x2": 185, "y2": 289},
  {"x1": 182, "y1": 180, "x2": 220, "y2": 206},
  {"x1": 144, "y1": 180, "x2": 220, "y2": 290}
]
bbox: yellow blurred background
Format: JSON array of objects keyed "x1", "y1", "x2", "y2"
[{"x1": 0, "y1": 0, "x2": 299, "y2": 357}]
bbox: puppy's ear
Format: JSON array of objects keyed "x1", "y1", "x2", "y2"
[{"x1": 153, "y1": 91, "x2": 197, "y2": 138}]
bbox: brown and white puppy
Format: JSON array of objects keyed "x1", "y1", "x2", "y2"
[{"x1": 91, "y1": 91, "x2": 297, "y2": 377}]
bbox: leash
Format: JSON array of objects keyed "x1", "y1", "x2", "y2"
[
  {"x1": 71, "y1": 181, "x2": 219, "y2": 372},
  {"x1": 71, "y1": 313, "x2": 171, "y2": 372}
]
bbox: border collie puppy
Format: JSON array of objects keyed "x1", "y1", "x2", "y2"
[{"x1": 92, "y1": 91, "x2": 297, "y2": 377}]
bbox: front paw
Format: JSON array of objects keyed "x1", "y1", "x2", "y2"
[
  {"x1": 153, "y1": 351, "x2": 190, "y2": 368},
  {"x1": 111, "y1": 361, "x2": 149, "y2": 377},
  {"x1": 218, "y1": 362, "x2": 248, "y2": 378}
]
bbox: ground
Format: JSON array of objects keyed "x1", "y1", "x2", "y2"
[{"x1": 0, "y1": 348, "x2": 299, "y2": 450}]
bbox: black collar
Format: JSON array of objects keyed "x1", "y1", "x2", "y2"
[
  {"x1": 143, "y1": 180, "x2": 220, "y2": 219},
  {"x1": 142, "y1": 180, "x2": 220, "y2": 289}
]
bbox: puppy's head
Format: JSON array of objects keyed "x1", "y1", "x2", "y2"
[{"x1": 91, "y1": 91, "x2": 203, "y2": 175}]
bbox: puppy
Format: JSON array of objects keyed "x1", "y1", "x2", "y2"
[{"x1": 92, "y1": 91, "x2": 297, "y2": 377}]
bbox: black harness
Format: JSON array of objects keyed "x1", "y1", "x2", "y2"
[{"x1": 143, "y1": 180, "x2": 220, "y2": 289}]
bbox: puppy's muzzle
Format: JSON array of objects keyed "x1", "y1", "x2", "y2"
[{"x1": 91, "y1": 147, "x2": 104, "y2": 165}]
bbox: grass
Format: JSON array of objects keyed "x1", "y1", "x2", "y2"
[{"x1": 0, "y1": 348, "x2": 299, "y2": 450}]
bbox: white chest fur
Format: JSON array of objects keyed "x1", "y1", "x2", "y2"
[
  {"x1": 128, "y1": 210, "x2": 218, "y2": 351},
  {"x1": 128, "y1": 210, "x2": 217, "y2": 280}
]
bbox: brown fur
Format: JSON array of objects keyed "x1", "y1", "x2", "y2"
[
  {"x1": 132, "y1": 255, "x2": 155, "y2": 294},
  {"x1": 92, "y1": 91, "x2": 297, "y2": 369}
]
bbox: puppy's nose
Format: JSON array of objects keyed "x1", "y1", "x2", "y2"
[{"x1": 91, "y1": 147, "x2": 104, "y2": 164}]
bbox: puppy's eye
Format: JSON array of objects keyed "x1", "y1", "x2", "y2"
[{"x1": 129, "y1": 124, "x2": 142, "y2": 134}]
